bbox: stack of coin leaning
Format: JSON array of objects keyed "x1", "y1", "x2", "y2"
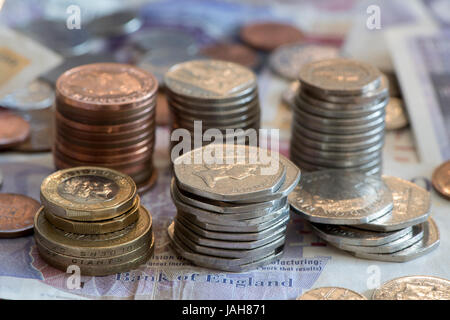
[
  {"x1": 164, "y1": 59, "x2": 260, "y2": 154},
  {"x1": 290, "y1": 58, "x2": 388, "y2": 175},
  {"x1": 35, "y1": 167, "x2": 154, "y2": 276},
  {"x1": 289, "y1": 170, "x2": 439, "y2": 262},
  {"x1": 54, "y1": 63, "x2": 158, "y2": 193},
  {"x1": 167, "y1": 144, "x2": 301, "y2": 271}
]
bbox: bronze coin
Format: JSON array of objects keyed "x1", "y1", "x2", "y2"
[
  {"x1": 240, "y1": 22, "x2": 304, "y2": 51},
  {"x1": 0, "y1": 193, "x2": 41, "y2": 238},
  {"x1": 200, "y1": 43, "x2": 259, "y2": 69},
  {"x1": 55, "y1": 63, "x2": 158, "y2": 111},
  {"x1": 156, "y1": 90, "x2": 170, "y2": 126},
  {"x1": 432, "y1": 160, "x2": 450, "y2": 199},
  {"x1": 0, "y1": 111, "x2": 31, "y2": 150}
]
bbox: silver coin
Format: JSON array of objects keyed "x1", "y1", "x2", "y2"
[
  {"x1": 282, "y1": 81, "x2": 300, "y2": 108},
  {"x1": 168, "y1": 222, "x2": 284, "y2": 271},
  {"x1": 358, "y1": 176, "x2": 431, "y2": 231},
  {"x1": 299, "y1": 58, "x2": 381, "y2": 96},
  {"x1": 302, "y1": 74, "x2": 389, "y2": 104},
  {"x1": 270, "y1": 44, "x2": 340, "y2": 81},
  {"x1": 174, "y1": 216, "x2": 287, "y2": 250},
  {"x1": 385, "y1": 97, "x2": 408, "y2": 131},
  {"x1": 174, "y1": 144, "x2": 286, "y2": 201},
  {"x1": 164, "y1": 60, "x2": 257, "y2": 101},
  {"x1": 291, "y1": 120, "x2": 385, "y2": 143},
  {"x1": 172, "y1": 178, "x2": 286, "y2": 214},
  {"x1": 353, "y1": 218, "x2": 440, "y2": 262},
  {"x1": 175, "y1": 213, "x2": 289, "y2": 241},
  {"x1": 288, "y1": 170, "x2": 393, "y2": 225},
  {"x1": 174, "y1": 223, "x2": 286, "y2": 259},
  {"x1": 130, "y1": 29, "x2": 198, "y2": 53},
  {"x1": 297, "y1": 287, "x2": 367, "y2": 300},
  {"x1": 372, "y1": 274, "x2": 450, "y2": 300},
  {"x1": 290, "y1": 151, "x2": 382, "y2": 171},
  {"x1": 0, "y1": 80, "x2": 54, "y2": 111},
  {"x1": 174, "y1": 112, "x2": 261, "y2": 130},
  {"x1": 179, "y1": 208, "x2": 290, "y2": 233},
  {"x1": 311, "y1": 223, "x2": 412, "y2": 246},
  {"x1": 87, "y1": 11, "x2": 142, "y2": 38},
  {"x1": 290, "y1": 157, "x2": 383, "y2": 177},
  {"x1": 328, "y1": 223, "x2": 424, "y2": 254}
]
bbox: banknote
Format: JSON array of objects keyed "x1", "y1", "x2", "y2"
[
  {"x1": 386, "y1": 28, "x2": 450, "y2": 165},
  {"x1": 422, "y1": 0, "x2": 450, "y2": 29},
  {"x1": 0, "y1": 27, "x2": 62, "y2": 98}
]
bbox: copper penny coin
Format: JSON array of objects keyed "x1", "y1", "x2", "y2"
[
  {"x1": 432, "y1": 160, "x2": 450, "y2": 199},
  {"x1": 156, "y1": 90, "x2": 170, "y2": 126},
  {"x1": 200, "y1": 43, "x2": 259, "y2": 69},
  {"x1": 0, "y1": 111, "x2": 31, "y2": 150},
  {"x1": 0, "y1": 193, "x2": 41, "y2": 238},
  {"x1": 137, "y1": 168, "x2": 158, "y2": 194},
  {"x1": 240, "y1": 22, "x2": 304, "y2": 51},
  {"x1": 12, "y1": 108, "x2": 54, "y2": 152}
]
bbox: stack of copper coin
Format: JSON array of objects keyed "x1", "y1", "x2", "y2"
[
  {"x1": 36, "y1": 167, "x2": 154, "y2": 276},
  {"x1": 54, "y1": 63, "x2": 158, "y2": 193},
  {"x1": 164, "y1": 59, "x2": 260, "y2": 154}
]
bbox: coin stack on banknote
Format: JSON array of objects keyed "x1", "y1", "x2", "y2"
[
  {"x1": 53, "y1": 63, "x2": 158, "y2": 193},
  {"x1": 289, "y1": 170, "x2": 440, "y2": 262},
  {"x1": 35, "y1": 167, "x2": 154, "y2": 276},
  {"x1": 167, "y1": 144, "x2": 300, "y2": 271},
  {"x1": 164, "y1": 60, "x2": 260, "y2": 155},
  {"x1": 290, "y1": 59, "x2": 388, "y2": 175}
]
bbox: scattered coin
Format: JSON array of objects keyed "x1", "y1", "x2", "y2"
[
  {"x1": 0, "y1": 79, "x2": 54, "y2": 111},
  {"x1": 130, "y1": 28, "x2": 198, "y2": 54},
  {"x1": 240, "y1": 22, "x2": 304, "y2": 51},
  {"x1": 385, "y1": 97, "x2": 408, "y2": 130},
  {"x1": 372, "y1": 275, "x2": 450, "y2": 300},
  {"x1": 297, "y1": 287, "x2": 367, "y2": 300},
  {"x1": 0, "y1": 111, "x2": 30, "y2": 150},
  {"x1": 432, "y1": 160, "x2": 450, "y2": 199},
  {"x1": 269, "y1": 43, "x2": 340, "y2": 81},
  {"x1": 0, "y1": 193, "x2": 41, "y2": 238},
  {"x1": 200, "y1": 43, "x2": 260, "y2": 69},
  {"x1": 289, "y1": 170, "x2": 393, "y2": 225}
]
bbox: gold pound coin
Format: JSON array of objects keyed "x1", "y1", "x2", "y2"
[
  {"x1": 44, "y1": 196, "x2": 140, "y2": 234},
  {"x1": 40, "y1": 166, "x2": 137, "y2": 221},
  {"x1": 34, "y1": 205, "x2": 152, "y2": 257}
]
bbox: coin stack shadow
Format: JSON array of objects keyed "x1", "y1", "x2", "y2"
[
  {"x1": 167, "y1": 144, "x2": 301, "y2": 272},
  {"x1": 290, "y1": 58, "x2": 389, "y2": 175},
  {"x1": 53, "y1": 63, "x2": 158, "y2": 193},
  {"x1": 289, "y1": 170, "x2": 439, "y2": 262},
  {"x1": 164, "y1": 59, "x2": 260, "y2": 155},
  {"x1": 35, "y1": 167, "x2": 154, "y2": 276}
]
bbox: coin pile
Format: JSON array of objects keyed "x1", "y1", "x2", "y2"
[
  {"x1": 35, "y1": 167, "x2": 154, "y2": 276},
  {"x1": 289, "y1": 170, "x2": 439, "y2": 262},
  {"x1": 164, "y1": 60, "x2": 260, "y2": 154},
  {"x1": 54, "y1": 63, "x2": 158, "y2": 193},
  {"x1": 291, "y1": 58, "x2": 389, "y2": 175},
  {"x1": 167, "y1": 144, "x2": 300, "y2": 271}
]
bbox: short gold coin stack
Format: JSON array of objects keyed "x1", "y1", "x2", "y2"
[{"x1": 35, "y1": 166, "x2": 154, "y2": 276}]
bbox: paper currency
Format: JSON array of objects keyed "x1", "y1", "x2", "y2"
[{"x1": 0, "y1": 27, "x2": 61, "y2": 98}]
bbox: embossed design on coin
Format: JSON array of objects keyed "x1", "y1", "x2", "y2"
[
  {"x1": 288, "y1": 170, "x2": 393, "y2": 224},
  {"x1": 0, "y1": 193, "x2": 41, "y2": 238},
  {"x1": 57, "y1": 175, "x2": 119, "y2": 203},
  {"x1": 432, "y1": 160, "x2": 450, "y2": 199},
  {"x1": 164, "y1": 60, "x2": 256, "y2": 99},
  {"x1": 194, "y1": 163, "x2": 258, "y2": 188},
  {"x1": 373, "y1": 276, "x2": 450, "y2": 300},
  {"x1": 297, "y1": 287, "x2": 367, "y2": 300}
]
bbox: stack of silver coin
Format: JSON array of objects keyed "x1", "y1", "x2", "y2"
[
  {"x1": 289, "y1": 170, "x2": 439, "y2": 262},
  {"x1": 290, "y1": 58, "x2": 389, "y2": 175},
  {"x1": 167, "y1": 144, "x2": 301, "y2": 271},
  {"x1": 164, "y1": 59, "x2": 260, "y2": 153}
]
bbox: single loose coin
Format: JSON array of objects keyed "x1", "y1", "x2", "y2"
[
  {"x1": 240, "y1": 22, "x2": 304, "y2": 51},
  {"x1": 432, "y1": 160, "x2": 450, "y2": 199},
  {"x1": 0, "y1": 193, "x2": 41, "y2": 238},
  {"x1": 200, "y1": 43, "x2": 259, "y2": 69},
  {"x1": 385, "y1": 97, "x2": 408, "y2": 130},
  {"x1": 372, "y1": 275, "x2": 450, "y2": 300},
  {"x1": 297, "y1": 287, "x2": 367, "y2": 300},
  {"x1": 0, "y1": 112, "x2": 30, "y2": 149},
  {"x1": 40, "y1": 167, "x2": 136, "y2": 221},
  {"x1": 288, "y1": 170, "x2": 393, "y2": 225}
]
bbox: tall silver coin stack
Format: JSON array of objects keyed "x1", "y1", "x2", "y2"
[
  {"x1": 290, "y1": 58, "x2": 389, "y2": 175},
  {"x1": 167, "y1": 144, "x2": 301, "y2": 271},
  {"x1": 164, "y1": 60, "x2": 261, "y2": 154},
  {"x1": 289, "y1": 170, "x2": 439, "y2": 262}
]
